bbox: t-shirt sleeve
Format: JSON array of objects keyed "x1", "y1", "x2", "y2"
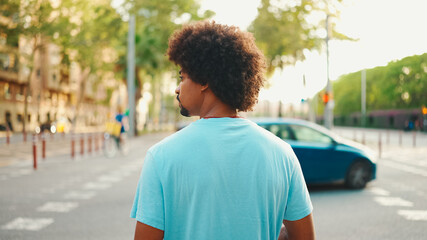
[
  {"x1": 283, "y1": 150, "x2": 313, "y2": 221},
  {"x1": 130, "y1": 151, "x2": 165, "y2": 230}
]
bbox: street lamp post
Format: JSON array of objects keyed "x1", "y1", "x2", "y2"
[
  {"x1": 323, "y1": 14, "x2": 334, "y2": 129},
  {"x1": 127, "y1": 14, "x2": 136, "y2": 137},
  {"x1": 361, "y1": 69, "x2": 366, "y2": 127}
]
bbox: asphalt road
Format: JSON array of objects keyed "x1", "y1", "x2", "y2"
[
  {"x1": 0, "y1": 132, "x2": 169, "y2": 240},
  {"x1": 1, "y1": 129, "x2": 426, "y2": 239}
]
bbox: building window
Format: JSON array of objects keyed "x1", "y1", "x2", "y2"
[
  {"x1": 16, "y1": 86, "x2": 25, "y2": 101},
  {"x1": 27, "y1": 114, "x2": 31, "y2": 122},
  {"x1": 4, "y1": 83, "x2": 11, "y2": 99},
  {"x1": 17, "y1": 114, "x2": 22, "y2": 123}
]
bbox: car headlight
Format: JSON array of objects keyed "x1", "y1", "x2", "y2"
[
  {"x1": 364, "y1": 147, "x2": 378, "y2": 163},
  {"x1": 35, "y1": 126, "x2": 41, "y2": 134},
  {"x1": 50, "y1": 125, "x2": 57, "y2": 133}
]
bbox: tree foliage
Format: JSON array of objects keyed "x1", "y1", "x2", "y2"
[
  {"x1": 116, "y1": 0, "x2": 212, "y2": 132},
  {"x1": 332, "y1": 53, "x2": 427, "y2": 116},
  {"x1": 249, "y1": 0, "x2": 352, "y2": 74},
  {"x1": 118, "y1": 0, "x2": 213, "y2": 77}
]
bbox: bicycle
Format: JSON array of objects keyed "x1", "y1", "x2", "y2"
[{"x1": 103, "y1": 121, "x2": 130, "y2": 158}]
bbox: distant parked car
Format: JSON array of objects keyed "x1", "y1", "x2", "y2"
[
  {"x1": 35, "y1": 122, "x2": 56, "y2": 134},
  {"x1": 254, "y1": 118, "x2": 377, "y2": 189},
  {"x1": 35, "y1": 117, "x2": 71, "y2": 134}
]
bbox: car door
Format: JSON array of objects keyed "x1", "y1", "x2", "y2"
[{"x1": 286, "y1": 124, "x2": 340, "y2": 183}]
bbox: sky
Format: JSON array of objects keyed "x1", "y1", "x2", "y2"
[{"x1": 200, "y1": 0, "x2": 427, "y2": 103}]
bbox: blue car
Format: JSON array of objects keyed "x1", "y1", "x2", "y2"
[{"x1": 255, "y1": 118, "x2": 377, "y2": 189}]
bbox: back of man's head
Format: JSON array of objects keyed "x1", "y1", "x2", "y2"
[{"x1": 167, "y1": 21, "x2": 266, "y2": 112}]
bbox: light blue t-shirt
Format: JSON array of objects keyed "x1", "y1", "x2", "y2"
[{"x1": 131, "y1": 118, "x2": 312, "y2": 240}]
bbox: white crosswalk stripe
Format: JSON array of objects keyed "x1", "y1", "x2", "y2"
[
  {"x1": 1, "y1": 218, "x2": 54, "y2": 231},
  {"x1": 398, "y1": 210, "x2": 427, "y2": 221},
  {"x1": 374, "y1": 197, "x2": 414, "y2": 207},
  {"x1": 37, "y1": 202, "x2": 79, "y2": 213},
  {"x1": 382, "y1": 161, "x2": 427, "y2": 177},
  {"x1": 63, "y1": 191, "x2": 97, "y2": 200},
  {"x1": 83, "y1": 182, "x2": 112, "y2": 190},
  {"x1": 368, "y1": 187, "x2": 390, "y2": 196}
]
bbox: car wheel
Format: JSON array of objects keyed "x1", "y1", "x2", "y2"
[{"x1": 345, "y1": 160, "x2": 372, "y2": 189}]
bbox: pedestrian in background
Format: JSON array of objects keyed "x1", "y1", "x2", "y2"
[{"x1": 131, "y1": 21, "x2": 315, "y2": 240}]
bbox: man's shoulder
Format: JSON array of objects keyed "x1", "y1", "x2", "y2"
[{"x1": 148, "y1": 122, "x2": 200, "y2": 155}]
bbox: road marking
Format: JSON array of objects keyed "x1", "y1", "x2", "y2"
[
  {"x1": 387, "y1": 156, "x2": 427, "y2": 167},
  {"x1": 98, "y1": 175, "x2": 122, "y2": 183},
  {"x1": 37, "y1": 202, "x2": 79, "y2": 213},
  {"x1": 382, "y1": 161, "x2": 427, "y2": 177},
  {"x1": 398, "y1": 210, "x2": 427, "y2": 221},
  {"x1": 368, "y1": 187, "x2": 390, "y2": 196},
  {"x1": 109, "y1": 170, "x2": 131, "y2": 177},
  {"x1": 83, "y1": 182, "x2": 111, "y2": 190},
  {"x1": 1, "y1": 218, "x2": 54, "y2": 231},
  {"x1": 42, "y1": 188, "x2": 56, "y2": 194},
  {"x1": 18, "y1": 169, "x2": 32, "y2": 175},
  {"x1": 63, "y1": 191, "x2": 96, "y2": 200},
  {"x1": 374, "y1": 197, "x2": 414, "y2": 207}
]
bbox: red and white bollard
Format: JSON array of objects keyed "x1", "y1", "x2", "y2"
[
  {"x1": 71, "y1": 132, "x2": 75, "y2": 159},
  {"x1": 23, "y1": 131, "x2": 27, "y2": 142},
  {"x1": 80, "y1": 134, "x2": 84, "y2": 156},
  {"x1": 94, "y1": 133, "x2": 99, "y2": 152},
  {"x1": 6, "y1": 127, "x2": 10, "y2": 144},
  {"x1": 32, "y1": 134, "x2": 37, "y2": 170},
  {"x1": 42, "y1": 133, "x2": 46, "y2": 160},
  {"x1": 88, "y1": 134, "x2": 92, "y2": 155}
]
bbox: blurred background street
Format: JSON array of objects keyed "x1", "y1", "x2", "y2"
[
  {"x1": 0, "y1": 129, "x2": 426, "y2": 239},
  {"x1": 1, "y1": 0, "x2": 426, "y2": 239}
]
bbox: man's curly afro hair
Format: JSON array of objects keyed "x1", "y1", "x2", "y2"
[{"x1": 167, "y1": 21, "x2": 266, "y2": 112}]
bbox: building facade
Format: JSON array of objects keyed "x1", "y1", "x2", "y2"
[{"x1": 0, "y1": 28, "x2": 110, "y2": 134}]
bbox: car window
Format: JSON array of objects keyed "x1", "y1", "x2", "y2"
[
  {"x1": 289, "y1": 124, "x2": 332, "y2": 144},
  {"x1": 260, "y1": 124, "x2": 293, "y2": 140}
]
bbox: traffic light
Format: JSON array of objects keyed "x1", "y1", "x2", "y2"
[
  {"x1": 422, "y1": 106, "x2": 427, "y2": 115},
  {"x1": 322, "y1": 92, "x2": 330, "y2": 105}
]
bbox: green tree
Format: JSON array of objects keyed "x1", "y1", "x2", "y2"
[
  {"x1": 118, "y1": 0, "x2": 213, "y2": 133},
  {"x1": 53, "y1": 0, "x2": 125, "y2": 130},
  {"x1": 249, "y1": 0, "x2": 353, "y2": 75},
  {"x1": 1, "y1": 0, "x2": 68, "y2": 135},
  {"x1": 331, "y1": 53, "x2": 427, "y2": 117}
]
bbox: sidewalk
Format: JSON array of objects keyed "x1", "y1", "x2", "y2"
[
  {"x1": 333, "y1": 126, "x2": 427, "y2": 150},
  {"x1": 0, "y1": 131, "x2": 174, "y2": 169},
  {"x1": 0, "y1": 132, "x2": 105, "y2": 168}
]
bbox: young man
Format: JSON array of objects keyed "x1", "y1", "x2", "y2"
[{"x1": 131, "y1": 21, "x2": 315, "y2": 240}]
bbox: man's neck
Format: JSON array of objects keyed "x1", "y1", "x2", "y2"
[{"x1": 198, "y1": 90, "x2": 237, "y2": 119}]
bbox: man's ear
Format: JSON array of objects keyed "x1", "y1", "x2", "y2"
[{"x1": 201, "y1": 84, "x2": 209, "y2": 92}]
